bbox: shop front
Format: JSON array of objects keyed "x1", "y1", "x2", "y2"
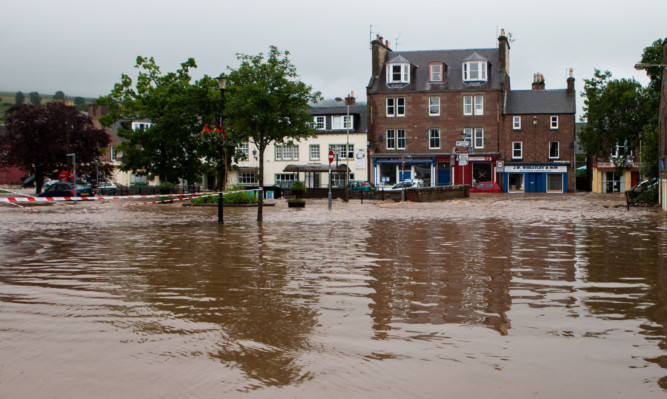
[
  {"x1": 502, "y1": 164, "x2": 569, "y2": 193},
  {"x1": 373, "y1": 157, "x2": 435, "y2": 187},
  {"x1": 592, "y1": 162, "x2": 639, "y2": 193},
  {"x1": 451, "y1": 155, "x2": 498, "y2": 186}
]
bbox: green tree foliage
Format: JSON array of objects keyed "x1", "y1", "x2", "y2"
[
  {"x1": 29, "y1": 91, "x2": 42, "y2": 106},
  {"x1": 54, "y1": 91, "x2": 66, "y2": 101},
  {"x1": 15, "y1": 91, "x2": 24, "y2": 105},
  {"x1": 73, "y1": 97, "x2": 86, "y2": 111},
  {"x1": 639, "y1": 39, "x2": 664, "y2": 92},
  {"x1": 225, "y1": 46, "x2": 321, "y2": 221},
  {"x1": 97, "y1": 56, "x2": 221, "y2": 184},
  {"x1": 579, "y1": 69, "x2": 657, "y2": 175},
  {"x1": 3, "y1": 102, "x2": 112, "y2": 193}
]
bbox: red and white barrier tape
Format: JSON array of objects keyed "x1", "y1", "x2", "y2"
[{"x1": 0, "y1": 188, "x2": 263, "y2": 203}]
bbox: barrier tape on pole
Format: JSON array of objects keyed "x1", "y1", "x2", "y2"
[{"x1": 0, "y1": 188, "x2": 264, "y2": 204}]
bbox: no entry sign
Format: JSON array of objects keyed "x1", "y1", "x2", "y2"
[{"x1": 328, "y1": 150, "x2": 334, "y2": 163}]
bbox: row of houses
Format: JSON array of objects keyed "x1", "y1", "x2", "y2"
[{"x1": 7, "y1": 30, "x2": 654, "y2": 196}]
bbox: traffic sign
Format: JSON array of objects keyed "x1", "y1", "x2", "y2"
[
  {"x1": 328, "y1": 150, "x2": 334, "y2": 164},
  {"x1": 454, "y1": 147, "x2": 472, "y2": 154}
]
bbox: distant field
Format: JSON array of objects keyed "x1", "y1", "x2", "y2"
[{"x1": 0, "y1": 91, "x2": 98, "y2": 122}]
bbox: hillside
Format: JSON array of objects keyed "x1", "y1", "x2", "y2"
[{"x1": 0, "y1": 91, "x2": 98, "y2": 123}]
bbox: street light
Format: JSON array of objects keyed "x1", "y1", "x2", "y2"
[
  {"x1": 216, "y1": 74, "x2": 228, "y2": 225},
  {"x1": 67, "y1": 153, "x2": 76, "y2": 187},
  {"x1": 634, "y1": 63, "x2": 667, "y2": 70},
  {"x1": 335, "y1": 92, "x2": 355, "y2": 202}
]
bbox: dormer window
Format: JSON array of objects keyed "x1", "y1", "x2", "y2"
[
  {"x1": 429, "y1": 62, "x2": 443, "y2": 82},
  {"x1": 387, "y1": 63, "x2": 410, "y2": 83},
  {"x1": 461, "y1": 52, "x2": 489, "y2": 83},
  {"x1": 463, "y1": 61, "x2": 487, "y2": 82}
]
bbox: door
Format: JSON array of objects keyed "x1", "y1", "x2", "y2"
[
  {"x1": 437, "y1": 162, "x2": 450, "y2": 186},
  {"x1": 525, "y1": 173, "x2": 536, "y2": 193}
]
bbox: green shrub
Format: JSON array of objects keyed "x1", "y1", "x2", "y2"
[
  {"x1": 190, "y1": 186, "x2": 258, "y2": 205},
  {"x1": 290, "y1": 181, "x2": 306, "y2": 198}
]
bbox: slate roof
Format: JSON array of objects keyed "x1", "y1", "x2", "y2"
[
  {"x1": 308, "y1": 104, "x2": 368, "y2": 133},
  {"x1": 369, "y1": 48, "x2": 501, "y2": 93},
  {"x1": 505, "y1": 90, "x2": 576, "y2": 115}
]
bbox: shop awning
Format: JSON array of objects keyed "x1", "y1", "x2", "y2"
[{"x1": 283, "y1": 164, "x2": 349, "y2": 173}]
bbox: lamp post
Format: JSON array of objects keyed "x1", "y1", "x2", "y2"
[
  {"x1": 67, "y1": 153, "x2": 76, "y2": 187},
  {"x1": 216, "y1": 74, "x2": 228, "y2": 225},
  {"x1": 335, "y1": 92, "x2": 355, "y2": 202}
]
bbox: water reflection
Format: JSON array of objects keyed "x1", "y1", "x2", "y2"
[{"x1": 0, "y1": 203, "x2": 665, "y2": 397}]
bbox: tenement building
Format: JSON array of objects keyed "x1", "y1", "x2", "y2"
[{"x1": 366, "y1": 30, "x2": 576, "y2": 193}]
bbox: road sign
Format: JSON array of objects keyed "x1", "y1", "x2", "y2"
[
  {"x1": 328, "y1": 150, "x2": 334, "y2": 164},
  {"x1": 456, "y1": 141, "x2": 471, "y2": 147},
  {"x1": 454, "y1": 147, "x2": 471, "y2": 154},
  {"x1": 457, "y1": 154, "x2": 469, "y2": 161}
]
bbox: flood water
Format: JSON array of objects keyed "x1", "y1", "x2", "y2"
[{"x1": 0, "y1": 196, "x2": 666, "y2": 398}]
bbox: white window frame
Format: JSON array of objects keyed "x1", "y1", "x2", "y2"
[
  {"x1": 550, "y1": 116, "x2": 559, "y2": 129},
  {"x1": 238, "y1": 172, "x2": 257, "y2": 185},
  {"x1": 386, "y1": 129, "x2": 396, "y2": 150},
  {"x1": 474, "y1": 95, "x2": 483, "y2": 115},
  {"x1": 513, "y1": 116, "x2": 521, "y2": 130},
  {"x1": 463, "y1": 96, "x2": 473, "y2": 115},
  {"x1": 396, "y1": 129, "x2": 406, "y2": 150},
  {"x1": 132, "y1": 122, "x2": 152, "y2": 131},
  {"x1": 386, "y1": 97, "x2": 405, "y2": 117},
  {"x1": 309, "y1": 144, "x2": 320, "y2": 161},
  {"x1": 429, "y1": 97, "x2": 440, "y2": 116},
  {"x1": 236, "y1": 142, "x2": 249, "y2": 160},
  {"x1": 275, "y1": 144, "x2": 299, "y2": 161},
  {"x1": 387, "y1": 63, "x2": 410, "y2": 83},
  {"x1": 313, "y1": 116, "x2": 325, "y2": 130},
  {"x1": 429, "y1": 128, "x2": 440, "y2": 149},
  {"x1": 512, "y1": 142, "x2": 523, "y2": 159},
  {"x1": 462, "y1": 128, "x2": 473, "y2": 146},
  {"x1": 474, "y1": 128, "x2": 484, "y2": 149},
  {"x1": 549, "y1": 141, "x2": 560, "y2": 159},
  {"x1": 332, "y1": 115, "x2": 353, "y2": 130},
  {"x1": 463, "y1": 61, "x2": 487, "y2": 82},
  {"x1": 275, "y1": 173, "x2": 297, "y2": 184},
  {"x1": 429, "y1": 63, "x2": 443, "y2": 82},
  {"x1": 329, "y1": 144, "x2": 354, "y2": 160}
]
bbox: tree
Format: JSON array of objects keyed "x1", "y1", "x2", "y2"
[
  {"x1": 98, "y1": 56, "x2": 221, "y2": 185},
  {"x1": 54, "y1": 91, "x2": 66, "y2": 102},
  {"x1": 15, "y1": 91, "x2": 24, "y2": 105},
  {"x1": 579, "y1": 70, "x2": 656, "y2": 174},
  {"x1": 639, "y1": 39, "x2": 664, "y2": 93},
  {"x1": 74, "y1": 96, "x2": 86, "y2": 111},
  {"x1": 3, "y1": 102, "x2": 112, "y2": 193},
  {"x1": 225, "y1": 46, "x2": 321, "y2": 221},
  {"x1": 29, "y1": 91, "x2": 42, "y2": 106}
]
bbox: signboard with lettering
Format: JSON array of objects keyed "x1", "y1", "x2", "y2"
[
  {"x1": 454, "y1": 147, "x2": 472, "y2": 154},
  {"x1": 456, "y1": 141, "x2": 471, "y2": 147},
  {"x1": 504, "y1": 165, "x2": 567, "y2": 173}
]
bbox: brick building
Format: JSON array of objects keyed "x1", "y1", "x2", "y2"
[{"x1": 366, "y1": 30, "x2": 576, "y2": 193}]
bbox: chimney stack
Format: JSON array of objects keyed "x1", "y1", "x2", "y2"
[
  {"x1": 532, "y1": 73, "x2": 545, "y2": 90},
  {"x1": 371, "y1": 33, "x2": 392, "y2": 78},
  {"x1": 566, "y1": 68, "x2": 575, "y2": 94},
  {"x1": 498, "y1": 28, "x2": 510, "y2": 90}
]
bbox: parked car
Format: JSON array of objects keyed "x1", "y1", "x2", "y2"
[
  {"x1": 97, "y1": 181, "x2": 118, "y2": 195},
  {"x1": 349, "y1": 180, "x2": 376, "y2": 191},
  {"x1": 384, "y1": 180, "x2": 424, "y2": 191},
  {"x1": 98, "y1": 182, "x2": 117, "y2": 189},
  {"x1": 37, "y1": 182, "x2": 94, "y2": 197},
  {"x1": 470, "y1": 181, "x2": 501, "y2": 193}
]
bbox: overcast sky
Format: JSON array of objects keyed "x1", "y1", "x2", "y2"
[{"x1": 2, "y1": 0, "x2": 665, "y2": 118}]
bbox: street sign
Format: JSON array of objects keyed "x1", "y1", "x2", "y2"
[
  {"x1": 454, "y1": 147, "x2": 472, "y2": 154},
  {"x1": 457, "y1": 154, "x2": 469, "y2": 161},
  {"x1": 458, "y1": 160, "x2": 469, "y2": 166},
  {"x1": 456, "y1": 141, "x2": 471, "y2": 147},
  {"x1": 496, "y1": 160, "x2": 504, "y2": 168},
  {"x1": 328, "y1": 150, "x2": 334, "y2": 164}
]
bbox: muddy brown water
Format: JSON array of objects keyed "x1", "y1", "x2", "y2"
[{"x1": 0, "y1": 194, "x2": 666, "y2": 398}]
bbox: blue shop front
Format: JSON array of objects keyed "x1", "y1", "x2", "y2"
[{"x1": 502, "y1": 164, "x2": 569, "y2": 193}]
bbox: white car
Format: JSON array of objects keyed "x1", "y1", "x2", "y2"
[
  {"x1": 98, "y1": 182, "x2": 117, "y2": 189},
  {"x1": 383, "y1": 179, "x2": 424, "y2": 191}
]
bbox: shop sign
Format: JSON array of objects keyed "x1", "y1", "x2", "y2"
[
  {"x1": 468, "y1": 156, "x2": 492, "y2": 161},
  {"x1": 504, "y1": 165, "x2": 567, "y2": 173},
  {"x1": 596, "y1": 162, "x2": 639, "y2": 169}
]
